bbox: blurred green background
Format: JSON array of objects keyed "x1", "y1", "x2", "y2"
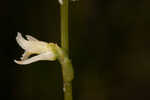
[{"x1": 0, "y1": 0, "x2": 150, "y2": 100}]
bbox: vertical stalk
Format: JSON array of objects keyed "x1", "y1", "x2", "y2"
[
  {"x1": 61, "y1": 0, "x2": 69, "y2": 52},
  {"x1": 60, "y1": 0, "x2": 73, "y2": 100}
]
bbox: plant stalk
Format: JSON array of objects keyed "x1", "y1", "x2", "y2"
[
  {"x1": 61, "y1": 0, "x2": 69, "y2": 52},
  {"x1": 60, "y1": 0, "x2": 74, "y2": 100}
]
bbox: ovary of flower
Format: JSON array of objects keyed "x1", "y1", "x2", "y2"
[{"x1": 14, "y1": 32, "x2": 57, "y2": 65}]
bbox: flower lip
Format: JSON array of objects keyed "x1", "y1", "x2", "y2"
[{"x1": 14, "y1": 32, "x2": 57, "y2": 65}]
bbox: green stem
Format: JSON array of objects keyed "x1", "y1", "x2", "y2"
[
  {"x1": 61, "y1": 0, "x2": 69, "y2": 52},
  {"x1": 58, "y1": 51, "x2": 74, "y2": 100},
  {"x1": 60, "y1": 0, "x2": 74, "y2": 100}
]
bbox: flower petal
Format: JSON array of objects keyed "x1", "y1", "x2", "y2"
[
  {"x1": 21, "y1": 52, "x2": 31, "y2": 60},
  {"x1": 26, "y1": 35, "x2": 39, "y2": 41},
  {"x1": 16, "y1": 32, "x2": 28, "y2": 49},
  {"x1": 14, "y1": 52, "x2": 56, "y2": 65}
]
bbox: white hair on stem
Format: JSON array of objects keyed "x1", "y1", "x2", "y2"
[{"x1": 58, "y1": 0, "x2": 63, "y2": 5}]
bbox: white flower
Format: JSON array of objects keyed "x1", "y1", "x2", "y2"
[{"x1": 14, "y1": 32, "x2": 57, "y2": 65}]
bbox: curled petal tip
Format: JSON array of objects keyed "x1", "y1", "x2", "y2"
[
  {"x1": 16, "y1": 32, "x2": 29, "y2": 50},
  {"x1": 17, "y1": 32, "x2": 21, "y2": 35},
  {"x1": 16, "y1": 32, "x2": 21, "y2": 39},
  {"x1": 14, "y1": 59, "x2": 32, "y2": 65},
  {"x1": 17, "y1": 32, "x2": 23, "y2": 40},
  {"x1": 14, "y1": 60, "x2": 23, "y2": 65},
  {"x1": 26, "y1": 35, "x2": 39, "y2": 41}
]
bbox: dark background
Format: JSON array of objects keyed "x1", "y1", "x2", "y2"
[{"x1": 1, "y1": 0, "x2": 150, "y2": 100}]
